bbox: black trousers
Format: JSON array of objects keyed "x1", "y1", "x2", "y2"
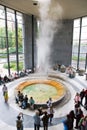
[
  {"x1": 34, "y1": 123, "x2": 40, "y2": 130},
  {"x1": 43, "y1": 124, "x2": 48, "y2": 130}
]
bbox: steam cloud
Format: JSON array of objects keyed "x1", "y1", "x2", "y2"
[{"x1": 36, "y1": 0, "x2": 63, "y2": 72}]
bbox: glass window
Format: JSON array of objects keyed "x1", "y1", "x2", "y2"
[
  {"x1": 0, "y1": 5, "x2": 5, "y2": 19},
  {"x1": 74, "y1": 19, "x2": 80, "y2": 27},
  {"x1": 17, "y1": 13, "x2": 24, "y2": 70},
  {"x1": 81, "y1": 26, "x2": 87, "y2": 40},
  {"x1": 7, "y1": 8, "x2": 15, "y2": 21},
  {"x1": 79, "y1": 53, "x2": 86, "y2": 69},
  {"x1": 73, "y1": 27, "x2": 80, "y2": 40},
  {"x1": 7, "y1": 20, "x2": 15, "y2": 37},
  {"x1": 18, "y1": 23, "x2": 23, "y2": 38},
  {"x1": 72, "y1": 19, "x2": 81, "y2": 68},
  {"x1": 72, "y1": 17, "x2": 87, "y2": 70},
  {"x1": 82, "y1": 17, "x2": 87, "y2": 26},
  {"x1": 0, "y1": 19, "x2": 5, "y2": 37},
  {"x1": 0, "y1": 5, "x2": 24, "y2": 75},
  {"x1": 17, "y1": 12, "x2": 23, "y2": 24},
  {"x1": 0, "y1": 37, "x2": 6, "y2": 50}
]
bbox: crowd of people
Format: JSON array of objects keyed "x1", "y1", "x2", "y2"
[
  {"x1": 1, "y1": 69, "x2": 87, "y2": 130},
  {"x1": 15, "y1": 90, "x2": 35, "y2": 110},
  {"x1": 66, "y1": 66, "x2": 76, "y2": 78},
  {"x1": 3, "y1": 81, "x2": 87, "y2": 130},
  {"x1": 33, "y1": 98, "x2": 54, "y2": 130},
  {"x1": 0, "y1": 69, "x2": 32, "y2": 85},
  {"x1": 15, "y1": 97, "x2": 54, "y2": 130},
  {"x1": 53, "y1": 64, "x2": 76, "y2": 78},
  {"x1": 63, "y1": 89, "x2": 87, "y2": 130}
]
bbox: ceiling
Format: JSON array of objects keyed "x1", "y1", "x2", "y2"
[{"x1": 0, "y1": 0, "x2": 87, "y2": 19}]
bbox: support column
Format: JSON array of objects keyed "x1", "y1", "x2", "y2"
[{"x1": 23, "y1": 14, "x2": 37, "y2": 71}]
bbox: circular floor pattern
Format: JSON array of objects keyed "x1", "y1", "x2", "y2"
[{"x1": 0, "y1": 72, "x2": 81, "y2": 128}]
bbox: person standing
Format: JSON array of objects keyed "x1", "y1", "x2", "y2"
[
  {"x1": 2, "y1": 84, "x2": 7, "y2": 96},
  {"x1": 4, "y1": 90, "x2": 8, "y2": 102},
  {"x1": 46, "y1": 98, "x2": 52, "y2": 108},
  {"x1": 16, "y1": 115, "x2": 23, "y2": 130},
  {"x1": 80, "y1": 89, "x2": 85, "y2": 106},
  {"x1": 62, "y1": 114, "x2": 70, "y2": 130},
  {"x1": 47, "y1": 106, "x2": 54, "y2": 124},
  {"x1": 29, "y1": 97, "x2": 35, "y2": 110},
  {"x1": 33, "y1": 111, "x2": 40, "y2": 130},
  {"x1": 42, "y1": 111, "x2": 49, "y2": 130},
  {"x1": 74, "y1": 92, "x2": 81, "y2": 105},
  {"x1": 75, "y1": 108, "x2": 84, "y2": 129},
  {"x1": 18, "y1": 112, "x2": 24, "y2": 130}
]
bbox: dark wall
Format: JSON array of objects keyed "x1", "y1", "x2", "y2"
[
  {"x1": 23, "y1": 14, "x2": 73, "y2": 70},
  {"x1": 51, "y1": 19, "x2": 73, "y2": 67},
  {"x1": 23, "y1": 14, "x2": 37, "y2": 70}
]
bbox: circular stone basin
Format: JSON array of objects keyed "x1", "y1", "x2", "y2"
[{"x1": 16, "y1": 79, "x2": 66, "y2": 106}]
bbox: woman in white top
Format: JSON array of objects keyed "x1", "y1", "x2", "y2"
[{"x1": 47, "y1": 106, "x2": 54, "y2": 124}]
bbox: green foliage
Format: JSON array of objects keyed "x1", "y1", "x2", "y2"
[
  {"x1": 3, "y1": 63, "x2": 8, "y2": 69},
  {"x1": 18, "y1": 28, "x2": 23, "y2": 48},
  {"x1": 72, "y1": 56, "x2": 78, "y2": 60},
  {"x1": 0, "y1": 27, "x2": 23, "y2": 49},
  {"x1": 0, "y1": 55, "x2": 7, "y2": 58},
  {"x1": 0, "y1": 47, "x2": 23, "y2": 55},
  {"x1": 3, "y1": 61, "x2": 23, "y2": 71},
  {"x1": 8, "y1": 47, "x2": 23, "y2": 54},
  {"x1": 9, "y1": 47, "x2": 16, "y2": 54},
  {"x1": 72, "y1": 55, "x2": 85, "y2": 61},
  {"x1": 0, "y1": 28, "x2": 6, "y2": 49}
]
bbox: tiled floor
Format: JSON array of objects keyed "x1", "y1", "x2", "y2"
[{"x1": 0, "y1": 71, "x2": 87, "y2": 130}]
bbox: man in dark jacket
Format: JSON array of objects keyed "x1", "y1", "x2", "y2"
[{"x1": 42, "y1": 111, "x2": 49, "y2": 130}]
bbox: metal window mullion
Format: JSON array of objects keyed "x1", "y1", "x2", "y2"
[
  {"x1": 5, "y1": 7, "x2": 10, "y2": 75},
  {"x1": 15, "y1": 11, "x2": 19, "y2": 73}
]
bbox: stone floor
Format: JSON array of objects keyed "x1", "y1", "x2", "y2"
[{"x1": 0, "y1": 70, "x2": 87, "y2": 130}]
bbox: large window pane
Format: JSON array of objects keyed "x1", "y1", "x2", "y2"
[
  {"x1": 0, "y1": 5, "x2": 5, "y2": 19},
  {"x1": 72, "y1": 40, "x2": 79, "y2": 68},
  {"x1": 0, "y1": 6, "x2": 7, "y2": 73},
  {"x1": 0, "y1": 19, "x2": 5, "y2": 37},
  {"x1": 7, "y1": 8, "x2": 15, "y2": 21},
  {"x1": 17, "y1": 13, "x2": 24, "y2": 71},
  {"x1": 73, "y1": 27, "x2": 80, "y2": 40},
  {"x1": 74, "y1": 19, "x2": 80, "y2": 27},
  {"x1": 17, "y1": 12, "x2": 22, "y2": 24},
  {"x1": 18, "y1": 23, "x2": 23, "y2": 38},
  {"x1": 0, "y1": 37, "x2": 6, "y2": 49},
  {"x1": 79, "y1": 53, "x2": 86, "y2": 69},
  {"x1": 82, "y1": 17, "x2": 87, "y2": 26},
  {"x1": 72, "y1": 17, "x2": 87, "y2": 71},
  {"x1": 72, "y1": 19, "x2": 80, "y2": 68},
  {"x1": 7, "y1": 21, "x2": 15, "y2": 37},
  {"x1": 0, "y1": 5, "x2": 24, "y2": 75},
  {"x1": 79, "y1": 17, "x2": 87, "y2": 69},
  {"x1": 81, "y1": 26, "x2": 87, "y2": 40}
]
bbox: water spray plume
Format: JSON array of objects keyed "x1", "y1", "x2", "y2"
[{"x1": 36, "y1": 0, "x2": 63, "y2": 73}]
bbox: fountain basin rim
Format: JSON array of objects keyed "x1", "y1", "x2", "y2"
[{"x1": 15, "y1": 79, "x2": 67, "y2": 108}]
